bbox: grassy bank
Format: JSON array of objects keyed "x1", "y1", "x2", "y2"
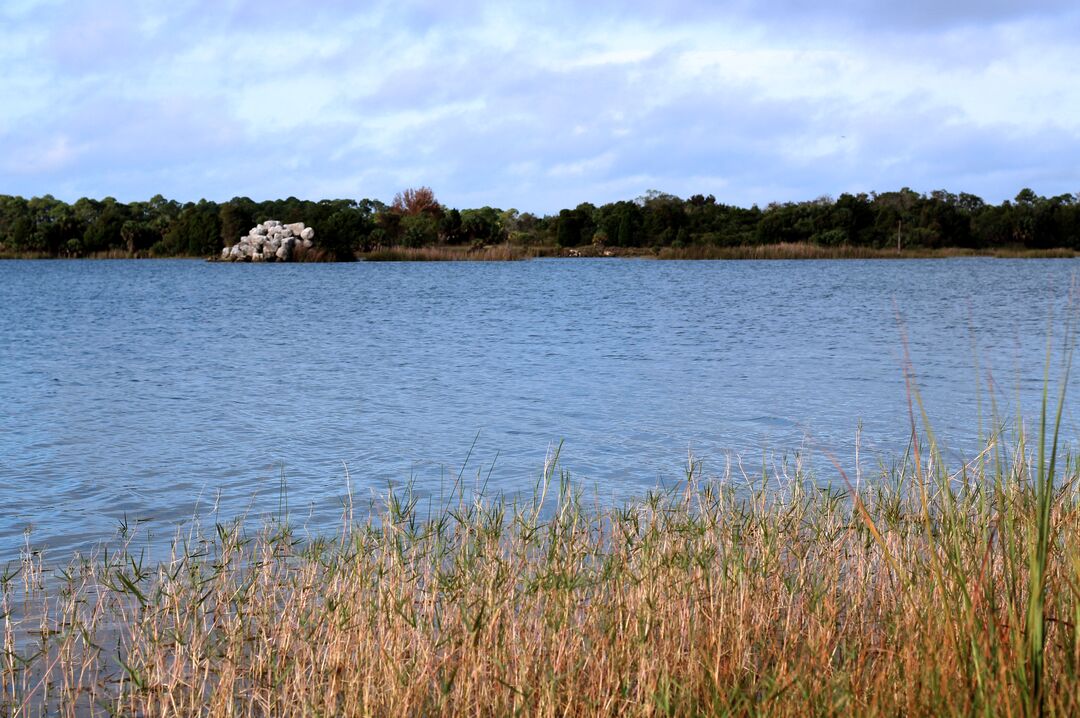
[{"x1": 4, "y1": 428, "x2": 1080, "y2": 716}]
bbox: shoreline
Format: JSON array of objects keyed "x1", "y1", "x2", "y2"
[{"x1": 2, "y1": 242, "x2": 1078, "y2": 262}]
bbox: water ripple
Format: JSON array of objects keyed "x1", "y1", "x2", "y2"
[{"x1": 0, "y1": 257, "x2": 1076, "y2": 557}]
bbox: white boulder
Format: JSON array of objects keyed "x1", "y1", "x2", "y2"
[{"x1": 219, "y1": 219, "x2": 317, "y2": 262}]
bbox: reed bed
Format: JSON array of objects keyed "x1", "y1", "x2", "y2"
[
  {"x1": 658, "y1": 242, "x2": 904, "y2": 260},
  {"x1": 2, "y1": 426, "x2": 1080, "y2": 717},
  {"x1": 361, "y1": 244, "x2": 533, "y2": 261},
  {"x1": 651, "y1": 243, "x2": 1080, "y2": 260}
]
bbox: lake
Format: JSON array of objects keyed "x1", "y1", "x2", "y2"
[{"x1": 1, "y1": 257, "x2": 1076, "y2": 558}]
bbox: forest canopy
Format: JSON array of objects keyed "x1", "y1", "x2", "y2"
[{"x1": 1, "y1": 187, "x2": 1078, "y2": 259}]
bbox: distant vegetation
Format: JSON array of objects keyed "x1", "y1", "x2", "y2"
[{"x1": 2, "y1": 186, "x2": 1079, "y2": 260}]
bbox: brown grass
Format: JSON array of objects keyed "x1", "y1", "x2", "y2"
[
  {"x1": 361, "y1": 244, "x2": 533, "y2": 261},
  {"x1": 4, "y1": 431, "x2": 1080, "y2": 716},
  {"x1": 0, "y1": 250, "x2": 194, "y2": 260},
  {"x1": 290, "y1": 245, "x2": 336, "y2": 262},
  {"x1": 653, "y1": 242, "x2": 1080, "y2": 260},
  {"x1": 987, "y1": 247, "x2": 1080, "y2": 259},
  {"x1": 659, "y1": 242, "x2": 902, "y2": 259}
]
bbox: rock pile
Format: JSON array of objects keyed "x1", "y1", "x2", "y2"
[{"x1": 221, "y1": 220, "x2": 316, "y2": 262}]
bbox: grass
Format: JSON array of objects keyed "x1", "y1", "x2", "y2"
[
  {"x1": 510, "y1": 243, "x2": 1080, "y2": 260},
  {"x1": 361, "y1": 243, "x2": 535, "y2": 261},
  {"x1": 3, "y1": 416, "x2": 1080, "y2": 716},
  {"x1": 0, "y1": 249, "x2": 195, "y2": 260},
  {"x1": 651, "y1": 243, "x2": 1080, "y2": 260}
]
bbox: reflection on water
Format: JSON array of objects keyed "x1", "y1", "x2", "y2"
[{"x1": 0, "y1": 257, "x2": 1076, "y2": 557}]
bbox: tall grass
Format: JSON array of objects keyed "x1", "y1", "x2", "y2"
[
  {"x1": 4, "y1": 425, "x2": 1080, "y2": 716},
  {"x1": 652, "y1": 243, "x2": 1080, "y2": 260},
  {"x1": 361, "y1": 244, "x2": 533, "y2": 261}
]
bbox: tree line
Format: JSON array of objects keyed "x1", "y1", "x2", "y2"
[{"x1": 1, "y1": 187, "x2": 1078, "y2": 259}]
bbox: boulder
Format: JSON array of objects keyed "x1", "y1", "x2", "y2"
[{"x1": 219, "y1": 219, "x2": 316, "y2": 262}]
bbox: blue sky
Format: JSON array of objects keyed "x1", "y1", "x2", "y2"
[{"x1": 2, "y1": 0, "x2": 1078, "y2": 213}]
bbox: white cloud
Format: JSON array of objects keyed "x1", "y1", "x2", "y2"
[
  {"x1": 5, "y1": 135, "x2": 80, "y2": 173},
  {"x1": 0, "y1": 0, "x2": 1078, "y2": 211},
  {"x1": 548, "y1": 152, "x2": 617, "y2": 179}
]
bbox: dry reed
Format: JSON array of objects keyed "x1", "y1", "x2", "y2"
[
  {"x1": 361, "y1": 244, "x2": 532, "y2": 261},
  {"x1": 3, "y1": 429, "x2": 1080, "y2": 717},
  {"x1": 654, "y1": 243, "x2": 1080, "y2": 260}
]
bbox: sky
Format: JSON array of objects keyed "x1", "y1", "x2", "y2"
[{"x1": 2, "y1": 0, "x2": 1079, "y2": 214}]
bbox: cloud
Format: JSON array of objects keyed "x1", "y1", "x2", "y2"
[
  {"x1": 4, "y1": 135, "x2": 80, "y2": 174},
  {"x1": 749, "y1": 0, "x2": 1078, "y2": 32},
  {"x1": 0, "y1": 0, "x2": 1078, "y2": 212}
]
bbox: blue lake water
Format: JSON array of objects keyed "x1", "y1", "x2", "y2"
[{"x1": 1, "y1": 258, "x2": 1077, "y2": 558}]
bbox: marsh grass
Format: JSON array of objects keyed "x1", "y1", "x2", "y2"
[
  {"x1": 0, "y1": 249, "x2": 191, "y2": 260},
  {"x1": 653, "y1": 243, "x2": 1080, "y2": 260},
  {"x1": 4, "y1": 422, "x2": 1080, "y2": 717},
  {"x1": 361, "y1": 244, "x2": 533, "y2": 261}
]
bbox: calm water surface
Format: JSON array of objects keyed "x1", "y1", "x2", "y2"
[{"x1": 1, "y1": 258, "x2": 1077, "y2": 558}]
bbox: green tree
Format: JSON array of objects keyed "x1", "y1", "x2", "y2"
[
  {"x1": 617, "y1": 213, "x2": 633, "y2": 246},
  {"x1": 322, "y1": 205, "x2": 374, "y2": 256},
  {"x1": 220, "y1": 197, "x2": 256, "y2": 247},
  {"x1": 28, "y1": 196, "x2": 85, "y2": 255},
  {"x1": 82, "y1": 198, "x2": 128, "y2": 253},
  {"x1": 159, "y1": 200, "x2": 222, "y2": 256},
  {"x1": 402, "y1": 213, "x2": 439, "y2": 247},
  {"x1": 461, "y1": 207, "x2": 507, "y2": 244},
  {"x1": 440, "y1": 208, "x2": 464, "y2": 244},
  {"x1": 556, "y1": 209, "x2": 580, "y2": 247},
  {"x1": 0, "y1": 195, "x2": 32, "y2": 252}
]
